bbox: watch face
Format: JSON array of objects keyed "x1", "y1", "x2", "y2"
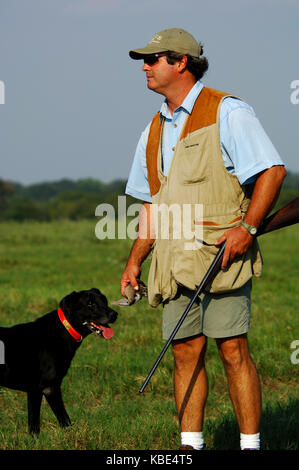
[{"x1": 250, "y1": 227, "x2": 257, "y2": 235}]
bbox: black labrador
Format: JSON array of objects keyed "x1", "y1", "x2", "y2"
[{"x1": 0, "y1": 288, "x2": 117, "y2": 434}]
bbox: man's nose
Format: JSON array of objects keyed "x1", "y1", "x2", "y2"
[{"x1": 142, "y1": 63, "x2": 150, "y2": 72}]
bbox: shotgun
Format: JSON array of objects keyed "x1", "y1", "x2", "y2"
[{"x1": 139, "y1": 197, "x2": 299, "y2": 393}]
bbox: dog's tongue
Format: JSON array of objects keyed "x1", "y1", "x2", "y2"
[{"x1": 99, "y1": 325, "x2": 114, "y2": 339}]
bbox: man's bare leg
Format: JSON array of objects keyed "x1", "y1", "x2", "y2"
[
  {"x1": 172, "y1": 334, "x2": 208, "y2": 432},
  {"x1": 216, "y1": 334, "x2": 262, "y2": 434}
]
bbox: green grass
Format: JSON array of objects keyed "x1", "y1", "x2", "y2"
[{"x1": 0, "y1": 220, "x2": 298, "y2": 450}]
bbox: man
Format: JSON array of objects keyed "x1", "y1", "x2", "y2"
[{"x1": 121, "y1": 28, "x2": 286, "y2": 450}]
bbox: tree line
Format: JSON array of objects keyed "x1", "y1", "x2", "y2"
[
  {"x1": 0, "y1": 178, "x2": 138, "y2": 221},
  {"x1": 0, "y1": 172, "x2": 298, "y2": 222}
]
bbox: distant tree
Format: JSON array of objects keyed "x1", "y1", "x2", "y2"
[
  {"x1": 0, "y1": 179, "x2": 16, "y2": 211},
  {"x1": 18, "y1": 179, "x2": 78, "y2": 201},
  {"x1": 2, "y1": 195, "x2": 49, "y2": 221},
  {"x1": 283, "y1": 171, "x2": 299, "y2": 190}
]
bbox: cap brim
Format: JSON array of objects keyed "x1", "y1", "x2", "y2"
[{"x1": 129, "y1": 47, "x2": 168, "y2": 60}]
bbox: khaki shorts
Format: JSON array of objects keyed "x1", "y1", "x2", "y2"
[{"x1": 162, "y1": 280, "x2": 252, "y2": 340}]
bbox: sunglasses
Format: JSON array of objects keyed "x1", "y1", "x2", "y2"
[{"x1": 143, "y1": 53, "x2": 166, "y2": 65}]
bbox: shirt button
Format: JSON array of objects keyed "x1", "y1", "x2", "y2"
[
  {"x1": 172, "y1": 146, "x2": 175, "y2": 151},
  {"x1": 174, "y1": 124, "x2": 177, "y2": 128}
]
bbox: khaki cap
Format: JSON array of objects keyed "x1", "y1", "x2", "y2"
[{"x1": 129, "y1": 28, "x2": 201, "y2": 59}]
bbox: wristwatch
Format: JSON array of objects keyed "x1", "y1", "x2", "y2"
[{"x1": 240, "y1": 221, "x2": 258, "y2": 236}]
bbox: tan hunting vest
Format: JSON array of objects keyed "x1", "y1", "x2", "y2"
[{"x1": 146, "y1": 86, "x2": 262, "y2": 308}]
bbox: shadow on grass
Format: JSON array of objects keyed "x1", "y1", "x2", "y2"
[{"x1": 209, "y1": 399, "x2": 299, "y2": 450}]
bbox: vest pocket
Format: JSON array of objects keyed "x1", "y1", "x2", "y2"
[
  {"x1": 180, "y1": 129, "x2": 212, "y2": 184},
  {"x1": 193, "y1": 217, "x2": 247, "y2": 292},
  {"x1": 198, "y1": 217, "x2": 242, "y2": 245}
]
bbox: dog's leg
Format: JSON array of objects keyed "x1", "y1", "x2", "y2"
[
  {"x1": 27, "y1": 390, "x2": 43, "y2": 435},
  {"x1": 43, "y1": 386, "x2": 71, "y2": 428}
]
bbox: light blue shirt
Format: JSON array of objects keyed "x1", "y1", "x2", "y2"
[{"x1": 126, "y1": 81, "x2": 284, "y2": 202}]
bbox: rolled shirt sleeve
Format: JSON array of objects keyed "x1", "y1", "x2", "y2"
[{"x1": 220, "y1": 98, "x2": 285, "y2": 185}]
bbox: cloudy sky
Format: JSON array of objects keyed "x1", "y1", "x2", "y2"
[{"x1": 0, "y1": 0, "x2": 298, "y2": 185}]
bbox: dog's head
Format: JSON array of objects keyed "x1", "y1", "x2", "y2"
[{"x1": 59, "y1": 288, "x2": 118, "y2": 339}]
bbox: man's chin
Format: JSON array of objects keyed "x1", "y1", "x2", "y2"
[
  {"x1": 146, "y1": 79, "x2": 154, "y2": 89},
  {"x1": 146, "y1": 80, "x2": 162, "y2": 95}
]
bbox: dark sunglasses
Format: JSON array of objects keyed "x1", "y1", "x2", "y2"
[{"x1": 143, "y1": 53, "x2": 166, "y2": 65}]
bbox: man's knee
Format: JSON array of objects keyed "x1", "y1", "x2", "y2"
[
  {"x1": 172, "y1": 335, "x2": 207, "y2": 369},
  {"x1": 216, "y1": 335, "x2": 250, "y2": 372}
]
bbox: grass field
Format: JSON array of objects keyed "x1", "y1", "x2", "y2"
[{"x1": 0, "y1": 219, "x2": 298, "y2": 450}]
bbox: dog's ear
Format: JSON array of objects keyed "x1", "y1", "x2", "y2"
[
  {"x1": 90, "y1": 288, "x2": 101, "y2": 295},
  {"x1": 59, "y1": 291, "x2": 79, "y2": 313}
]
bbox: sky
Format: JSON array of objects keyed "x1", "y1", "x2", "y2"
[{"x1": 0, "y1": 0, "x2": 298, "y2": 186}]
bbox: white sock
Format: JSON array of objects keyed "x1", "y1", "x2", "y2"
[
  {"x1": 181, "y1": 432, "x2": 205, "y2": 450},
  {"x1": 240, "y1": 432, "x2": 260, "y2": 450}
]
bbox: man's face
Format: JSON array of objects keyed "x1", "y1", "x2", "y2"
[{"x1": 142, "y1": 55, "x2": 181, "y2": 96}]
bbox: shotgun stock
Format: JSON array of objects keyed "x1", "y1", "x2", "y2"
[
  {"x1": 257, "y1": 197, "x2": 299, "y2": 236},
  {"x1": 139, "y1": 197, "x2": 299, "y2": 393}
]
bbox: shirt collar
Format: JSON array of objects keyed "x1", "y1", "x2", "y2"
[{"x1": 160, "y1": 80, "x2": 204, "y2": 120}]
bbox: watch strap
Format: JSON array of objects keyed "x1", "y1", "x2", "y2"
[{"x1": 240, "y1": 221, "x2": 257, "y2": 235}]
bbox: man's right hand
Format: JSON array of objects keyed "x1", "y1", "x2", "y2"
[{"x1": 120, "y1": 263, "x2": 141, "y2": 297}]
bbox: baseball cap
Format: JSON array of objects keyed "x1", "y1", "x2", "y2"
[{"x1": 129, "y1": 28, "x2": 201, "y2": 60}]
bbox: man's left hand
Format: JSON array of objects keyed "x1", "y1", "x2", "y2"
[{"x1": 215, "y1": 226, "x2": 253, "y2": 270}]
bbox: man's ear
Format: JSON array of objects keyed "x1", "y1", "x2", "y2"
[
  {"x1": 59, "y1": 291, "x2": 79, "y2": 314},
  {"x1": 177, "y1": 55, "x2": 188, "y2": 73}
]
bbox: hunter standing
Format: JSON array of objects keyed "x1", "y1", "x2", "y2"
[{"x1": 121, "y1": 28, "x2": 286, "y2": 450}]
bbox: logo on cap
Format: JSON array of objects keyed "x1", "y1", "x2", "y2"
[{"x1": 150, "y1": 34, "x2": 162, "y2": 44}]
